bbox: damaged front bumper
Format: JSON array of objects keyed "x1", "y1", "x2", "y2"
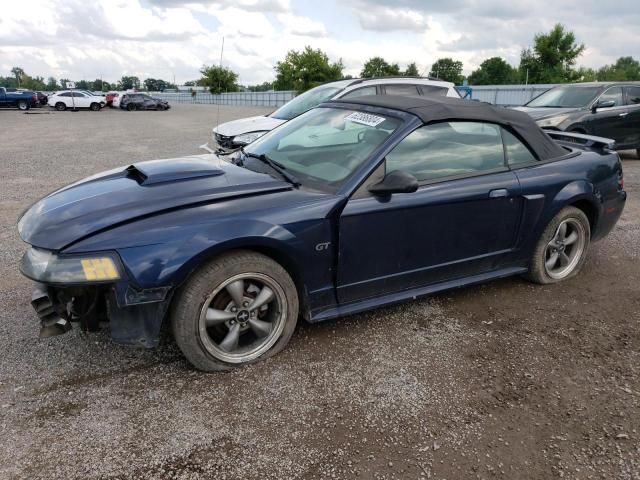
[
  {"x1": 28, "y1": 282, "x2": 173, "y2": 348},
  {"x1": 22, "y1": 247, "x2": 173, "y2": 348}
]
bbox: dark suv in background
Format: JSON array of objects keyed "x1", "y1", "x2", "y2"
[
  {"x1": 514, "y1": 82, "x2": 640, "y2": 156},
  {"x1": 120, "y1": 93, "x2": 170, "y2": 111}
]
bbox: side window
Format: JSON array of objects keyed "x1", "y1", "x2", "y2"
[
  {"x1": 419, "y1": 85, "x2": 448, "y2": 97},
  {"x1": 598, "y1": 87, "x2": 623, "y2": 107},
  {"x1": 625, "y1": 86, "x2": 640, "y2": 105},
  {"x1": 340, "y1": 86, "x2": 377, "y2": 99},
  {"x1": 502, "y1": 129, "x2": 537, "y2": 166},
  {"x1": 384, "y1": 84, "x2": 420, "y2": 96},
  {"x1": 59, "y1": 92, "x2": 71, "y2": 97},
  {"x1": 386, "y1": 122, "x2": 505, "y2": 182}
]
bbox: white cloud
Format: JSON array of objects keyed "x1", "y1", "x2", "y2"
[
  {"x1": 276, "y1": 13, "x2": 327, "y2": 37},
  {"x1": 0, "y1": 0, "x2": 638, "y2": 85}
]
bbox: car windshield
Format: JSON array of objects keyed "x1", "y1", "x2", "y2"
[
  {"x1": 244, "y1": 107, "x2": 401, "y2": 191},
  {"x1": 526, "y1": 86, "x2": 601, "y2": 108},
  {"x1": 269, "y1": 86, "x2": 343, "y2": 120}
]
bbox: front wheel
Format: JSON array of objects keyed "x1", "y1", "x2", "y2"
[
  {"x1": 127, "y1": 103, "x2": 136, "y2": 111},
  {"x1": 526, "y1": 206, "x2": 590, "y2": 284},
  {"x1": 171, "y1": 251, "x2": 299, "y2": 371},
  {"x1": 17, "y1": 101, "x2": 28, "y2": 111},
  {"x1": 90, "y1": 102, "x2": 101, "y2": 111}
]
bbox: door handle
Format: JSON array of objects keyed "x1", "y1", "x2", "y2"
[
  {"x1": 489, "y1": 189, "x2": 508, "y2": 198},
  {"x1": 619, "y1": 112, "x2": 629, "y2": 117}
]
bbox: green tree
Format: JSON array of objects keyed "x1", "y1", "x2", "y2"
[
  {"x1": 429, "y1": 58, "x2": 464, "y2": 84},
  {"x1": 360, "y1": 57, "x2": 401, "y2": 78},
  {"x1": 274, "y1": 46, "x2": 343, "y2": 92},
  {"x1": 198, "y1": 65, "x2": 239, "y2": 94},
  {"x1": 597, "y1": 56, "x2": 640, "y2": 81},
  {"x1": 519, "y1": 24, "x2": 585, "y2": 83},
  {"x1": 75, "y1": 80, "x2": 91, "y2": 90},
  {"x1": 574, "y1": 66, "x2": 597, "y2": 82},
  {"x1": 118, "y1": 76, "x2": 140, "y2": 90},
  {"x1": 247, "y1": 81, "x2": 274, "y2": 92},
  {"x1": 11, "y1": 67, "x2": 25, "y2": 87},
  {"x1": 467, "y1": 57, "x2": 517, "y2": 85},
  {"x1": 404, "y1": 62, "x2": 419, "y2": 76},
  {"x1": 46, "y1": 77, "x2": 59, "y2": 91}
]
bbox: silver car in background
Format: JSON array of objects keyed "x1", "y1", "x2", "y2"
[{"x1": 209, "y1": 77, "x2": 460, "y2": 152}]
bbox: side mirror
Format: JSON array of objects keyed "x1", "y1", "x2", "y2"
[
  {"x1": 592, "y1": 99, "x2": 615, "y2": 112},
  {"x1": 368, "y1": 170, "x2": 419, "y2": 195}
]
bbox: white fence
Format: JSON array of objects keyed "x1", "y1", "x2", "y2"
[{"x1": 152, "y1": 91, "x2": 296, "y2": 107}]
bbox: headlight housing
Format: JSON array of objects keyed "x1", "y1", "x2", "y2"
[
  {"x1": 536, "y1": 114, "x2": 570, "y2": 128},
  {"x1": 20, "y1": 248, "x2": 121, "y2": 283},
  {"x1": 233, "y1": 131, "x2": 268, "y2": 146}
]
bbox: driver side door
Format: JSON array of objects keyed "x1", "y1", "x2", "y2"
[{"x1": 337, "y1": 121, "x2": 523, "y2": 304}]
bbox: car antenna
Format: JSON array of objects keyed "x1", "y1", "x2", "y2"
[{"x1": 215, "y1": 36, "x2": 225, "y2": 138}]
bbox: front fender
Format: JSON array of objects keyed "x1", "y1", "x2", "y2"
[{"x1": 115, "y1": 219, "x2": 307, "y2": 290}]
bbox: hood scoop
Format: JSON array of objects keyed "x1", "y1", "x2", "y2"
[{"x1": 125, "y1": 158, "x2": 225, "y2": 186}]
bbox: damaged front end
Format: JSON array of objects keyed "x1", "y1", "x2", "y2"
[{"x1": 21, "y1": 247, "x2": 172, "y2": 347}]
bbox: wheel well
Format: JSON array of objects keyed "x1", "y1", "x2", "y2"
[
  {"x1": 176, "y1": 245, "x2": 310, "y2": 321},
  {"x1": 567, "y1": 126, "x2": 586, "y2": 134},
  {"x1": 248, "y1": 246, "x2": 310, "y2": 320},
  {"x1": 570, "y1": 200, "x2": 597, "y2": 234}
]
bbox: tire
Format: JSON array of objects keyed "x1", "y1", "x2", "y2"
[
  {"x1": 171, "y1": 250, "x2": 299, "y2": 371},
  {"x1": 90, "y1": 102, "x2": 101, "y2": 111},
  {"x1": 636, "y1": 148, "x2": 640, "y2": 160},
  {"x1": 127, "y1": 103, "x2": 137, "y2": 111},
  {"x1": 55, "y1": 102, "x2": 66, "y2": 111},
  {"x1": 17, "y1": 100, "x2": 28, "y2": 111},
  {"x1": 525, "y1": 206, "x2": 591, "y2": 284}
]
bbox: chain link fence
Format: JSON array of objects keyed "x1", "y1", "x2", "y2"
[
  {"x1": 468, "y1": 84, "x2": 559, "y2": 106},
  {"x1": 152, "y1": 91, "x2": 296, "y2": 107}
]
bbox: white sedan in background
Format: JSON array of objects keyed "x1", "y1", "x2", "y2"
[{"x1": 48, "y1": 91, "x2": 104, "y2": 111}]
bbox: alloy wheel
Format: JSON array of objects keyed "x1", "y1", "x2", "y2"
[
  {"x1": 544, "y1": 218, "x2": 586, "y2": 280},
  {"x1": 198, "y1": 272, "x2": 287, "y2": 363}
]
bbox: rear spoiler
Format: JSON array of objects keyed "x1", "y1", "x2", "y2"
[{"x1": 545, "y1": 130, "x2": 615, "y2": 151}]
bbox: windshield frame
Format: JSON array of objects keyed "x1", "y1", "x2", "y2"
[
  {"x1": 525, "y1": 85, "x2": 603, "y2": 108},
  {"x1": 243, "y1": 104, "x2": 412, "y2": 193},
  {"x1": 269, "y1": 85, "x2": 344, "y2": 121}
]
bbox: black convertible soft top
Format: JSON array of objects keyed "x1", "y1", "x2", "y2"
[{"x1": 329, "y1": 95, "x2": 567, "y2": 161}]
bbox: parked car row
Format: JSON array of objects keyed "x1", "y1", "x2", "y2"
[{"x1": 0, "y1": 87, "x2": 171, "y2": 112}]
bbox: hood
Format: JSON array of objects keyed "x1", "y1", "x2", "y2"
[
  {"x1": 18, "y1": 155, "x2": 290, "y2": 251},
  {"x1": 213, "y1": 115, "x2": 285, "y2": 137},
  {"x1": 511, "y1": 106, "x2": 579, "y2": 120}
]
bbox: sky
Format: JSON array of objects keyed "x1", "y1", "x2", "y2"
[{"x1": 1, "y1": 0, "x2": 638, "y2": 85}]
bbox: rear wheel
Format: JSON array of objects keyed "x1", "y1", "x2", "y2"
[
  {"x1": 17, "y1": 100, "x2": 28, "y2": 111},
  {"x1": 171, "y1": 251, "x2": 299, "y2": 371},
  {"x1": 55, "y1": 102, "x2": 66, "y2": 111},
  {"x1": 90, "y1": 102, "x2": 101, "y2": 111},
  {"x1": 127, "y1": 103, "x2": 137, "y2": 111},
  {"x1": 526, "y1": 206, "x2": 590, "y2": 284}
]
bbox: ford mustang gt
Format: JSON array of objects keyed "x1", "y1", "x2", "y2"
[{"x1": 18, "y1": 95, "x2": 626, "y2": 371}]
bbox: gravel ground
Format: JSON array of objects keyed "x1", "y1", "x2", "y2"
[{"x1": 0, "y1": 105, "x2": 638, "y2": 480}]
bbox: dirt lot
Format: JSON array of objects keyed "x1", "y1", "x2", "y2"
[{"x1": 0, "y1": 105, "x2": 638, "y2": 480}]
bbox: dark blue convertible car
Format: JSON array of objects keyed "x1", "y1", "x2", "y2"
[{"x1": 18, "y1": 96, "x2": 626, "y2": 371}]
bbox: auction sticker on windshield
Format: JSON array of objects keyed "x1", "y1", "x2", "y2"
[{"x1": 345, "y1": 112, "x2": 386, "y2": 127}]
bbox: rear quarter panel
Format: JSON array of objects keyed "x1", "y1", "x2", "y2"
[{"x1": 511, "y1": 147, "x2": 624, "y2": 263}]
